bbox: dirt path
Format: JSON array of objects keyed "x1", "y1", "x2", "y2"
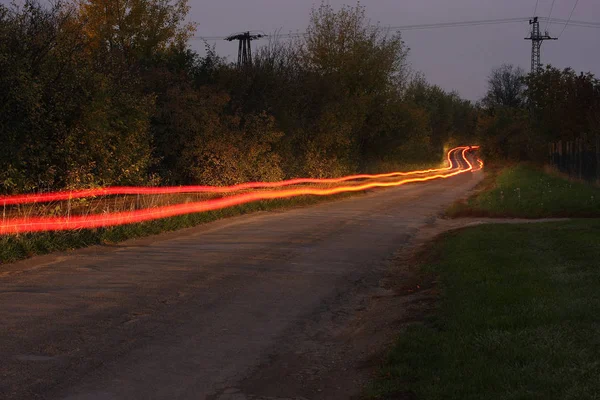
[{"x1": 1, "y1": 171, "x2": 482, "y2": 400}]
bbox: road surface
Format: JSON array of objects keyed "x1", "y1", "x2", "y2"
[{"x1": 0, "y1": 158, "x2": 481, "y2": 400}]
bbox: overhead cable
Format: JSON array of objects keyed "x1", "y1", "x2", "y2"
[
  {"x1": 193, "y1": 16, "x2": 600, "y2": 41},
  {"x1": 546, "y1": 0, "x2": 557, "y2": 31}
]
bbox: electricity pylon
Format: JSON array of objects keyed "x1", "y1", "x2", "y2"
[
  {"x1": 225, "y1": 31, "x2": 265, "y2": 68},
  {"x1": 524, "y1": 17, "x2": 557, "y2": 74}
]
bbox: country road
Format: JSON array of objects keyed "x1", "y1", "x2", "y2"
[{"x1": 0, "y1": 157, "x2": 482, "y2": 400}]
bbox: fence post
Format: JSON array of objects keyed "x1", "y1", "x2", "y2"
[
  {"x1": 564, "y1": 141, "x2": 568, "y2": 173},
  {"x1": 572, "y1": 140, "x2": 576, "y2": 176},
  {"x1": 577, "y1": 138, "x2": 583, "y2": 179},
  {"x1": 568, "y1": 141, "x2": 573, "y2": 175},
  {"x1": 583, "y1": 133, "x2": 589, "y2": 181},
  {"x1": 596, "y1": 134, "x2": 600, "y2": 184},
  {"x1": 571, "y1": 140, "x2": 577, "y2": 176},
  {"x1": 558, "y1": 140, "x2": 563, "y2": 172}
]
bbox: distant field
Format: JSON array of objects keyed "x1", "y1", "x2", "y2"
[
  {"x1": 447, "y1": 164, "x2": 600, "y2": 218},
  {"x1": 368, "y1": 220, "x2": 600, "y2": 400}
]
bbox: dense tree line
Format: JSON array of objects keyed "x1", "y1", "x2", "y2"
[
  {"x1": 478, "y1": 64, "x2": 600, "y2": 161},
  {"x1": 0, "y1": 0, "x2": 478, "y2": 194}
]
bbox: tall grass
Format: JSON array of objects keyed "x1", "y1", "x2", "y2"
[{"x1": 0, "y1": 194, "x2": 355, "y2": 264}]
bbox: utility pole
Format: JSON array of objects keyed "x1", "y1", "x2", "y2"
[
  {"x1": 225, "y1": 31, "x2": 265, "y2": 68},
  {"x1": 524, "y1": 17, "x2": 557, "y2": 74}
]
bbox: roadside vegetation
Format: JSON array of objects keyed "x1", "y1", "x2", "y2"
[
  {"x1": 369, "y1": 220, "x2": 600, "y2": 400},
  {"x1": 476, "y1": 64, "x2": 600, "y2": 163},
  {"x1": 448, "y1": 164, "x2": 600, "y2": 218},
  {"x1": 0, "y1": 0, "x2": 476, "y2": 196},
  {"x1": 0, "y1": 193, "x2": 359, "y2": 264},
  {"x1": 0, "y1": 0, "x2": 475, "y2": 262}
]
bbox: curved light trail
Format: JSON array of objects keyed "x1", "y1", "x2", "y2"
[
  {"x1": 0, "y1": 147, "x2": 464, "y2": 206},
  {"x1": 0, "y1": 147, "x2": 480, "y2": 235},
  {"x1": 476, "y1": 158, "x2": 484, "y2": 171}
]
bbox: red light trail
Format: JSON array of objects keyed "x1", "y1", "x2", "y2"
[
  {"x1": 0, "y1": 147, "x2": 481, "y2": 234},
  {"x1": 0, "y1": 148, "x2": 460, "y2": 206}
]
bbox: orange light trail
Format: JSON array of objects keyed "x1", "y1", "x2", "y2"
[
  {"x1": 0, "y1": 148, "x2": 461, "y2": 206},
  {"x1": 0, "y1": 147, "x2": 480, "y2": 235},
  {"x1": 476, "y1": 159, "x2": 484, "y2": 171}
]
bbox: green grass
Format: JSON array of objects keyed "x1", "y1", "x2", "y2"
[
  {"x1": 368, "y1": 220, "x2": 600, "y2": 400},
  {"x1": 0, "y1": 194, "x2": 355, "y2": 265},
  {"x1": 447, "y1": 165, "x2": 600, "y2": 218}
]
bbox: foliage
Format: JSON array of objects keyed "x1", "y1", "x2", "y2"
[
  {"x1": 476, "y1": 108, "x2": 540, "y2": 161},
  {"x1": 78, "y1": 0, "x2": 195, "y2": 71},
  {"x1": 0, "y1": 0, "x2": 478, "y2": 195},
  {"x1": 479, "y1": 64, "x2": 600, "y2": 161},
  {"x1": 405, "y1": 75, "x2": 478, "y2": 156},
  {"x1": 0, "y1": 0, "x2": 166, "y2": 192},
  {"x1": 524, "y1": 66, "x2": 600, "y2": 142},
  {"x1": 299, "y1": 3, "x2": 411, "y2": 173},
  {"x1": 482, "y1": 64, "x2": 526, "y2": 110},
  {"x1": 182, "y1": 110, "x2": 284, "y2": 185}
]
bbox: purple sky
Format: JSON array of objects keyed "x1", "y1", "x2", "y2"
[{"x1": 190, "y1": 0, "x2": 600, "y2": 101}]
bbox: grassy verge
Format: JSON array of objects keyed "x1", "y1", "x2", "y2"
[
  {"x1": 447, "y1": 164, "x2": 600, "y2": 218},
  {"x1": 0, "y1": 193, "x2": 355, "y2": 265},
  {"x1": 368, "y1": 220, "x2": 600, "y2": 400}
]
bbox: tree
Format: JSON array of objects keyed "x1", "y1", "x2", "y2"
[
  {"x1": 302, "y1": 2, "x2": 409, "y2": 93},
  {"x1": 524, "y1": 66, "x2": 600, "y2": 142},
  {"x1": 78, "y1": 0, "x2": 195, "y2": 72},
  {"x1": 0, "y1": 0, "x2": 88, "y2": 192},
  {"x1": 298, "y1": 2, "x2": 410, "y2": 174},
  {"x1": 476, "y1": 109, "x2": 538, "y2": 161},
  {"x1": 0, "y1": 0, "x2": 194, "y2": 193},
  {"x1": 482, "y1": 64, "x2": 526, "y2": 110},
  {"x1": 0, "y1": 0, "x2": 479, "y2": 193},
  {"x1": 404, "y1": 76, "x2": 477, "y2": 156}
]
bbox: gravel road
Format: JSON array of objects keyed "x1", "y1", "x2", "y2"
[{"x1": 0, "y1": 168, "x2": 482, "y2": 400}]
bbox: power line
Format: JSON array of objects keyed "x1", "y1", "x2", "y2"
[
  {"x1": 567, "y1": 18, "x2": 600, "y2": 25},
  {"x1": 545, "y1": 17, "x2": 600, "y2": 27},
  {"x1": 559, "y1": 0, "x2": 582, "y2": 37},
  {"x1": 546, "y1": 0, "x2": 557, "y2": 31},
  {"x1": 195, "y1": 17, "x2": 532, "y2": 41},
  {"x1": 387, "y1": 17, "x2": 531, "y2": 31},
  {"x1": 193, "y1": 16, "x2": 600, "y2": 41}
]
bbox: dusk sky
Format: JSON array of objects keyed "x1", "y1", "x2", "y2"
[
  {"x1": 190, "y1": 0, "x2": 600, "y2": 101},
  {"x1": 2, "y1": 0, "x2": 598, "y2": 101}
]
